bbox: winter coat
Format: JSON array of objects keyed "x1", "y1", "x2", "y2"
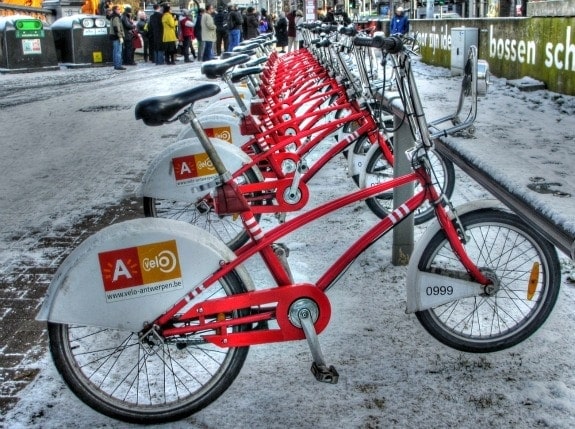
[
  {"x1": 148, "y1": 11, "x2": 163, "y2": 50},
  {"x1": 275, "y1": 17, "x2": 288, "y2": 47},
  {"x1": 390, "y1": 14, "x2": 409, "y2": 35},
  {"x1": 109, "y1": 12, "x2": 124, "y2": 40},
  {"x1": 201, "y1": 12, "x2": 216, "y2": 42},
  {"x1": 121, "y1": 12, "x2": 134, "y2": 40},
  {"x1": 214, "y1": 10, "x2": 228, "y2": 33},
  {"x1": 162, "y1": 12, "x2": 177, "y2": 43},
  {"x1": 244, "y1": 12, "x2": 259, "y2": 39},
  {"x1": 227, "y1": 10, "x2": 243, "y2": 30},
  {"x1": 287, "y1": 12, "x2": 296, "y2": 38},
  {"x1": 180, "y1": 16, "x2": 194, "y2": 39}
]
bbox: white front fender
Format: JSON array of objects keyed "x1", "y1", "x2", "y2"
[
  {"x1": 37, "y1": 218, "x2": 254, "y2": 331},
  {"x1": 405, "y1": 200, "x2": 508, "y2": 313},
  {"x1": 140, "y1": 137, "x2": 258, "y2": 201}
]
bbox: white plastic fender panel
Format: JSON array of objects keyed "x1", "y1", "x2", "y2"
[
  {"x1": 176, "y1": 113, "x2": 250, "y2": 148},
  {"x1": 198, "y1": 85, "x2": 253, "y2": 115},
  {"x1": 37, "y1": 218, "x2": 255, "y2": 330},
  {"x1": 139, "y1": 137, "x2": 258, "y2": 201},
  {"x1": 405, "y1": 200, "x2": 508, "y2": 313},
  {"x1": 347, "y1": 136, "x2": 372, "y2": 182}
]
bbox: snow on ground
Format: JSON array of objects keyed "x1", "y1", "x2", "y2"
[{"x1": 1, "y1": 55, "x2": 575, "y2": 428}]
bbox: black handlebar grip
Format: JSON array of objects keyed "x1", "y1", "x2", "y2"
[
  {"x1": 353, "y1": 35, "x2": 404, "y2": 53},
  {"x1": 380, "y1": 36, "x2": 403, "y2": 53},
  {"x1": 353, "y1": 35, "x2": 376, "y2": 47}
]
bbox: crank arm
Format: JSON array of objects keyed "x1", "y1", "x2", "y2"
[{"x1": 162, "y1": 283, "x2": 331, "y2": 348}]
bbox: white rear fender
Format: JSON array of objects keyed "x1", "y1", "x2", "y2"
[
  {"x1": 140, "y1": 137, "x2": 257, "y2": 201},
  {"x1": 176, "y1": 114, "x2": 250, "y2": 148},
  {"x1": 406, "y1": 200, "x2": 508, "y2": 313},
  {"x1": 37, "y1": 218, "x2": 254, "y2": 330}
]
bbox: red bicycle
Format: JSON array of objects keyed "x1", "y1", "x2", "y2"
[
  {"x1": 142, "y1": 29, "x2": 459, "y2": 249},
  {"x1": 39, "y1": 36, "x2": 560, "y2": 424}
]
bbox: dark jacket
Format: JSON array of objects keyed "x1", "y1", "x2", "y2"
[
  {"x1": 214, "y1": 9, "x2": 228, "y2": 33},
  {"x1": 148, "y1": 10, "x2": 163, "y2": 50},
  {"x1": 227, "y1": 10, "x2": 243, "y2": 30},
  {"x1": 287, "y1": 11, "x2": 296, "y2": 38},
  {"x1": 194, "y1": 12, "x2": 202, "y2": 41},
  {"x1": 121, "y1": 11, "x2": 134, "y2": 39},
  {"x1": 244, "y1": 11, "x2": 259, "y2": 39},
  {"x1": 275, "y1": 16, "x2": 288, "y2": 47}
]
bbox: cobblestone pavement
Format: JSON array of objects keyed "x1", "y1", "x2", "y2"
[{"x1": 0, "y1": 197, "x2": 143, "y2": 419}]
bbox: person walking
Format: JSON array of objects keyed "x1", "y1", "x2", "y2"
[
  {"x1": 148, "y1": 3, "x2": 164, "y2": 64},
  {"x1": 390, "y1": 6, "x2": 409, "y2": 35},
  {"x1": 161, "y1": 3, "x2": 178, "y2": 65},
  {"x1": 120, "y1": 5, "x2": 136, "y2": 65},
  {"x1": 201, "y1": 3, "x2": 217, "y2": 61},
  {"x1": 109, "y1": 5, "x2": 125, "y2": 70},
  {"x1": 179, "y1": 10, "x2": 196, "y2": 62},
  {"x1": 226, "y1": 3, "x2": 242, "y2": 52},
  {"x1": 274, "y1": 11, "x2": 288, "y2": 53},
  {"x1": 214, "y1": 6, "x2": 228, "y2": 56},
  {"x1": 244, "y1": 6, "x2": 259, "y2": 40}
]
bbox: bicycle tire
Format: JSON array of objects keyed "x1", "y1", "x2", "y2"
[
  {"x1": 143, "y1": 168, "x2": 262, "y2": 251},
  {"x1": 415, "y1": 209, "x2": 560, "y2": 353},
  {"x1": 48, "y1": 271, "x2": 250, "y2": 424},
  {"x1": 363, "y1": 147, "x2": 455, "y2": 225}
]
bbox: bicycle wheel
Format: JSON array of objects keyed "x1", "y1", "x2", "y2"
[
  {"x1": 415, "y1": 209, "x2": 560, "y2": 353},
  {"x1": 144, "y1": 168, "x2": 262, "y2": 251},
  {"x1": 48, "y1": 271, "x2": 250, "y2": 424},
  {"x1": 363, "y1": 147, "x2": 455, "y2": 224}
]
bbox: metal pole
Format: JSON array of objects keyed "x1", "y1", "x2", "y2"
[{"x1": 391, "y1": 113, "x2": 414, "y2": 266}]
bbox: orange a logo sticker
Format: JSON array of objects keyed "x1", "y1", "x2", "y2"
[{"x1": 172, "y1": 153, "x2": 215, "y2": 181}]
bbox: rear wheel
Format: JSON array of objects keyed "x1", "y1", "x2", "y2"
[
  {"x1": 415, "y1": 209, "x2": 560, "y2": 353},
  {"x1": 144, "y1": 168, "x2": 262, "y2": 250},
  {"x1": 48, "y1": 271, "x2": 250, "y2": 424}
]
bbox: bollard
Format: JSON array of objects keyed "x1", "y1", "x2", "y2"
[{"x1": 391, "y1": 113, "x2": 414, "y2": 266}]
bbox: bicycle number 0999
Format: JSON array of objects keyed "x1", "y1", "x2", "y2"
[{"x1": 426, "y1": 286, "x2": 453, "y2": 296}]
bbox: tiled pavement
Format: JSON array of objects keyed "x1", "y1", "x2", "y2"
[{"x1": 0, "y1": 197, "x2": 143, "y2": 419}]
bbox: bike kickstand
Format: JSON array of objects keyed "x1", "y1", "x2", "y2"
[{"x1": 297, "y1": 307, "x2": 339, "y2": 384}]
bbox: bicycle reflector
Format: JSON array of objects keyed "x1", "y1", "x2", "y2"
[{"x1": 527, "y1": 262, "x2": 540, "y2": 300}]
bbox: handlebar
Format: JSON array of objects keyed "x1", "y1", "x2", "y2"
[{"x1": 352, "y1": 35, "x2": 403, "y2": 53}]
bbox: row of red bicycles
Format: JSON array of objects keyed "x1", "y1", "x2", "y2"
[{"x1": 38, "y1": 24, "x2": 560, "y2": 423}]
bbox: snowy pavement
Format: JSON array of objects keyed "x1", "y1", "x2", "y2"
[{"x1": 1, "y1": 57, "x2": 575, "y2": 427}]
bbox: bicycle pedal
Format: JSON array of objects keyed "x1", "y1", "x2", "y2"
[{"x1": 311, "y1": 362, "x2": 339, "y2": 384}]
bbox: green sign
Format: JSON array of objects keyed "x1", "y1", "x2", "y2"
[{"x1": 15, "y1": 19, "x2": 45, "y2": 39}]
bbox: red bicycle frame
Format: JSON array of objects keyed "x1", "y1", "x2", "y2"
[{"x1": 153, "y1": 157, "x2": 490, "y2": 346}]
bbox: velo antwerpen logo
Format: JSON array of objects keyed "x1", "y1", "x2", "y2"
[
  {"x1": 204, "y1": 126, "x2": 233, "y2": 143},
  {"x1": 172, "y1": 152, "x2": 215, "y2": 182},
  {"x1": 98, "y1": 240, "x2": 183, "y2": 302}
]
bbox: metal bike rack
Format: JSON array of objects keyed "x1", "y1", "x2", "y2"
[{"x1": 385, "y1": 46, "x2": 484, "y2": 265}]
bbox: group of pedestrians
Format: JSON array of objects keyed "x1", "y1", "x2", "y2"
[{"x1": 108, "y1": 4, "x2": 309, "y2": 71}]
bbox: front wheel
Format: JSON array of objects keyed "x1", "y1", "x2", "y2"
[
  {"x1": 48, "y1": 271, "x2": 250, "y2": 424},
  {"x1": 415, "y1": 209, "x2": 560, "y2": 353},
  {"x1": 362, "y1": 146, "x2": 455, "y2": 225}
]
